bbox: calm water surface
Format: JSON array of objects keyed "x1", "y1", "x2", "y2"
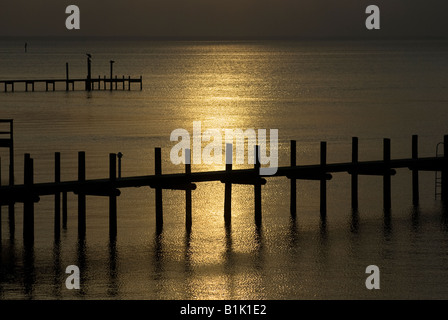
[{"x1": 0, "y1": 39, "x2": 448, "y2": 299}]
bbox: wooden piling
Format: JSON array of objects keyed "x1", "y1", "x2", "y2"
[
  {"x1": 23, "y1": 154, "x2": 34, "y2": 243},
  {"x1": 320, "y1": 141, "x2": 327, "y2": 217},
  {"x1": 140, "y1": 76, "x2": 143, "y2": 90},
  {"x1": 109, "y1": 153, "x2": 117, "y2": 239},
  {"x1": 254, "y1": 145, "x2": 262, "y2": 226},
  {"x1": 351, "y1": 137, "x2": 359, "y2": 210},
  {"x1": 8, "y1": 203, "x2": 14, "y2": 239},
  {"x1": 62, "y1": 191, "x2": 67, "y2": 229},
  {"x1": 155, "y1": 148, "x2": 163, "y2": 231},
  {"x1": 86, "y1": 57, "x2": 92, "y2": 91},
  {"x1": 412, "y1": 135, "x2": 419, "y2": 206},
  {"x1": 185, "y1": 149, "x2": 192, "y2": 230},
  {"x1": 128, "y1": 76, "x2": 131, "y2": 91},
  {"x1": 66, "y1": 63, "x2": 69, "y2": 91},
  {"x1": 54, "y1": 152, "x2": 61, "y2": 239},
  {"x1": 78, "y1": 151, "x2": 86, "y2": 238},
  {"x1": 122, "y1": 76, "x2": 125, "y2": 90},
  {"x1": 224, "y1": 144, "x2": 232, "y2": 226},
  {"x1": 442, "y1": 135, "x2": 448, "y2": 203},
  {"x1": 290, "y1": 140, "x2": 297, "y2": 218},
  {"x1": 383, "y1": 138, "x2": 391, "y2": 210}
]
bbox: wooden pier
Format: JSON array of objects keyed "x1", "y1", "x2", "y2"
[
  {"x1": 0, "y1": 62, "x2": 142, "y2": 92},
  {"x1": 0, "y1": 126, "x2": 447, "y2": 242},
  {"x1": 0, "y1": 76, "x2": 142, "y2": 92}
]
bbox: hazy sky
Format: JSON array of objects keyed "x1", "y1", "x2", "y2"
[{"x1": 0, "y1": 0, "x2": 447, "y2": 38}]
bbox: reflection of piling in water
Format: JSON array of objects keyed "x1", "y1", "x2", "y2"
[{"x1": 1, "y1": 134, "x2": 448, "y2": 242}]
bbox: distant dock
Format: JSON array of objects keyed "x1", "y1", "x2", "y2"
[
  {"x1": 0, "y1": 76, "x2": 142, "y2": 92},
  {"x1": 0, "y1": 60, "x2": 142, "y2": 92}
]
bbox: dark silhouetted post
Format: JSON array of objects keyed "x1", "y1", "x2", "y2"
[
  {"x1": 54, "y1": 152, "x2": 61, "y2": 240},
  {"x1": 9, "y1": 120, "x2": 14, "y2": 186},
  {"x1": 66, "y1": 63, "x2": 69, "y2": 91},
  {"x1": 185, "y1": 149, "x2": 192, "y2": 230},
  {"x1": 254, "y1": 145, "x2": 262, "y2": 226},
  {"x1": 351, "y1": 137, "x2": 359, "y2": 210},
  {"x1": 109, "y1": 153, "x2": 117, "y2": 240},
  {"x1": 155, "y1": 148, "x2": 163, "y2": 232},
  {"x1": 128, "y1": 76, "x2": 131, "y2": 91},
  {"x1": 122, "y1": 76, "x2": 125, "y2": 90},
  {"x1": 412, "y1": 135, "x2": 419, "y2": 206},
  {"x1": 224, "y1": 144, "x2": 232, "y2": 226},
  {"x1": 320, "y1": 142, "x2": 327, "y2": 217},
  {"x1": 442, "y1": 135, "x2": 448, "y2": 204},
  {"x1": 78, "y1": 151, "x2": 86, "y2": 238},
  {"x1": 86, "y1": 54, "x2": 92, "y2": 91},
  {"x1": 110, "y1": 60, "x2": 115, "y2": 91},
  {"x1": 62, "y1": 191, "x2": 67, "y2": 229},
  {"x1": 23, "y1": 154, "x2": 34, "y2": 243},
  {"x1": 140, "y1": 75, "x2": 143, "y2": 90},
  {"x1": 290, "y1": 140, "x2": 297, "y2": 218},
  {"x1": 383, "y1": 138, "x2": 391, "y2": 210},
  {"x1": 8, "y1": 120, "x2": 15, "y2": 238},
  {"x1": 117, "y1": 152, "x2": 123, "y2": 178}
]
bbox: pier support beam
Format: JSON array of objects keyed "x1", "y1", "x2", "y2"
[
  {"x1": 351, "y1": 137, "x2": 359, "y2": 210},
  {"x1": 109, "y1": 153, "x2": 117, "y2": 240},
  {"x1": 78, "y1": 151, "x2": 86, "y2": 239},
  {"x1": 254, "y1": 145, "x2": 262, "y2": 226},
  {"x1": 290, "y1": 140, "x2": 297, "y2": 218},
  {"x1": 185, "y1": 149, "x2": 192, "y2": 231},
  {"x1": 23, "y1": 154, "x2": 34, "y2": 244},
  {"x1": 412, "y1": 135, "x2": 419, "y2": 206},
  {"x1": 224, "y1": 144, "x2": 232, "y2": 227},
  {"x1": 320, "y1": 142, "x2": 327, "y2": 218},
  {"x1": 54, "y1": 152, "x2": 61, "y2": 240},
  {"x1": 155, "y1": 148, "x2": 163, "y2": 233},
  {"x1": 383, "y1": 138, "x2": 391, "y2": 211}
]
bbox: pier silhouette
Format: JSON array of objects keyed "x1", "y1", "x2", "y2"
[
  {"x1": 1, "y1": 119, "x2": 447, "y2": 243},
  {"x1": 0, "y1": 60, "x2": 142, "y2": 92}
]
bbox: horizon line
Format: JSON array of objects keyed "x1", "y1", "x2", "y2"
[{"x1": 1, "y1": 35, "x2": 447, "y2": 42}]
